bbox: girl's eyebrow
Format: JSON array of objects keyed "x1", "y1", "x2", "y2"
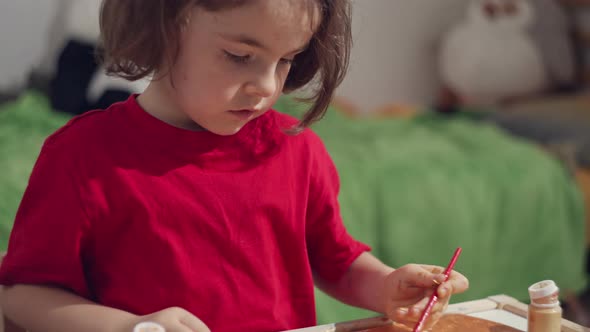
[
  {"x1": 218, "y1": 33, "x2": 309, "y2": 55},
  {"x1": 219, "y1": 33, "x2": 268, "y2": 51}
]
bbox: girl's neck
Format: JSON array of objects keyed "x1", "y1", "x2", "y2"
[{"x1": 137, "y1": 81, "x2": 206, "y2": 132}]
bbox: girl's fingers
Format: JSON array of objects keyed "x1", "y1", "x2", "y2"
[
  {"x1": 391, "y1": 297, "x2": 426, "y2": 322},
  {"x1": 422, "y1": 310, "x2": 445, "y2": 330},
  {"x1": 436, "y1": 282, "x2": 452, "y2": 298},
  {"x1": 447, "y1": 270, "x2": 469, "y2": 294},
  {"x1": 437, "y1": 271, "x2": 469, "y2": 297},
  {"x1": 407, "y1": 295, "x2": 448, "y2": 318},
  {"x1": 393, "y1": 301, "x2": 447, "y2": 330},
  {"x1": 392, "y1": 306, "x2": 445, "y2": 328},
  {"x1": 402, "y1": 265, "x2": 446, "y2": 288},
  {"x1": 392, "y1": 307, "x2": 419, "y2": 325},
  {"x1": 421, "y1": 266, "x2": 469, "y2": 296}
]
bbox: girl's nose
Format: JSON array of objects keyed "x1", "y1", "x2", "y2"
[{"x1": 245, "y1": 68, "x2": 278, "y2": 98}]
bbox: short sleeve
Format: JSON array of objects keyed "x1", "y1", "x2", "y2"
[
  {"x1": 305, "y1": 132, "x2": 370, "y2": 282},
  {"x1": 0, "y1": 136, "x2": 92, "y2": 298}
]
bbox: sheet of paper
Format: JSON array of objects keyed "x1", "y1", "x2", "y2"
[{"x1": 469, "y1": 309, "x2": 527, "y2": 331}]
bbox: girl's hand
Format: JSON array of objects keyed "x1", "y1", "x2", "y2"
[
  {"x1": 130, "y1": 307, "x2": 211, "y2": 332},
  {"x1": 382, "y1": 264, "x2": 468, "y2": 330}
]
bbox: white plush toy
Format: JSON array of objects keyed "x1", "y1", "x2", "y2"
[{"x1": 439, "y1": 0, "x2": 547, "y2": 106}]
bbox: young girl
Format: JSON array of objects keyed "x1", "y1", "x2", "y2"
[{"x1": 0, "y1": 1, "x2": 468, "y2": 331}]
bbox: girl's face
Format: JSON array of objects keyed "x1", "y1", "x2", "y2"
[{"x1": 144, "y1": 0, "x2": 319, "y2": 135}]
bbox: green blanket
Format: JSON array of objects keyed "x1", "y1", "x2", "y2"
[
  {"x1": 273, "y1": 98, "x2": 587, "y2": 323},
  {"x1": 0, "y1": 93, "x2": 70, "y2": 249},
  {"x1": 0, "y1": 93, "x2": 586, "y2": 325}
]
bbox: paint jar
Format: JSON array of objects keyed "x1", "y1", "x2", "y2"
[
  {"x1": 133, "y1": 321, "x2": 166, "y2": 332},
  {"x1": 527, "y1": 280, "x2": 562, "y2": 332}
]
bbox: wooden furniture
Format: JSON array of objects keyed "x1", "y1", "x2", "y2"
[
  {"x1": 444, "y1": 295, "x2": 585, "y2": 332},
  {"x1": 284, "y1": 295, "x2": 586, "y2": 332},
  {"x1": 558, "y1": 0, "x2": 590, "y2": 87}
]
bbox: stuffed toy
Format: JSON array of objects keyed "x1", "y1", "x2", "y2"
[
  {"x1": 49, "y1": 0, "x2": 147, "y2": 115},
  {"x1": 439, "y1": 0, "x2": 547, "y2": 107}
]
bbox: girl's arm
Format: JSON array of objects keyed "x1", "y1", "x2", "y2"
[
  {"x1": 2, "y1": 284, "x2": 210, "y2": 332},
  {"x1": 315, "y1": 252, "x2": 469, "y2": 328},
  {"x1": 1, "y1": 284, "x2": 138, "y2": 332},
  {"x1": 314, "y1": 251, "x2": 394, "y2": 313}
]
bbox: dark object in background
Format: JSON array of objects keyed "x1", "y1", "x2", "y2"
[
  {"x1": 485, "y1": 109, "x2": 590, "y2": 169},
  {"x1": 49, "y1": 39, "x2": 131, "y2": 115},
  {"x1": 50, "y1": 39, "x2": 96, "y2": 114},
  {"x1": 94, "y1": 89, "x2": 132, "y2": 111}
]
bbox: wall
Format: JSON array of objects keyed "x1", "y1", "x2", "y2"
[
  {"x1": 0, "y1": 0, "x2": 575, "y2": 110},
  {"x1": 0, "y1": 0, "x2": 64, "y2": 91},
  {"x1": 336, "y1": 0, "x2": 574, "y2": 113},
  {"x1": 336, "y1": 0, "x2": 469, "y2": 112},
  {"x1": 0, "y1": 0, "x2": 469, "y2": 102}
]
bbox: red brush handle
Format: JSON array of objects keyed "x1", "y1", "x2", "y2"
[{"x1": 412, "y1": 247, "x2": 462, "y2": 332}]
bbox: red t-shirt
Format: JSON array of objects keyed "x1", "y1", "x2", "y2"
[{"x1": 0, "y1": 96, "x2": 370, "y2": 331}]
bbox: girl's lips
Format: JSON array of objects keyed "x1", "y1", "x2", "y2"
[{"x1": 229, "y1": 109, "x2": 255, "y2": 119}]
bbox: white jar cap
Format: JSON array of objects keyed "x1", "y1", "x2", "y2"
[
  {"x1": 133, "y1": 322, "x2": 166, "y2": 332},
  {"x1": 528, "y1": 280, "x2": 559, "y2": 299}
]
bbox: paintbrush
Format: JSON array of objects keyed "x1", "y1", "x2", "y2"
[{"x1": 412, "y1": 247, "x2": 463, "y2": 332}]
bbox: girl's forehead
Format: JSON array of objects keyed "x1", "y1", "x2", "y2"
[
  {"x1": 206, "y1": 0, "x2": 320, "y2": 32},
  {"x1": 195, "y1": 0, "x2": 320, "y2": 49},
  {"x1": 257, "y1": 0, "x2": 320, "y2": 22}
]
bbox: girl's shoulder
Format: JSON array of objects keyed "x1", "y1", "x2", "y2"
[
  {"x1": 267, "y1": 110, "x2": 327, "y2": 155},
  {"x1": 41, "y1": 100, "x2": 130, "y2": 161},
  {"x1": 269, "y1": 110, "x2": 321, "y2": 139},
  {"x1": 270, "y1": 109, "x2": 299, "y2": 127}
]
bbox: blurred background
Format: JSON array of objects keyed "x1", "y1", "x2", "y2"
[{"x1": 0, "y1": 0, "x2": 590, "y2": 329}]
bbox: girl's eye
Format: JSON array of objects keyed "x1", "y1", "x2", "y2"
[
  {"x1": 279, "y1": 58, "x2": 294, "y2": 66},
  {"x1": 224, "y1": 51, "x2": 251, "y2": 64}
]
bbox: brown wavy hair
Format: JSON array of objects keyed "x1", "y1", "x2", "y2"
[{"x1": 99, "y1": 0, "x2": 352, "y2": 129}]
